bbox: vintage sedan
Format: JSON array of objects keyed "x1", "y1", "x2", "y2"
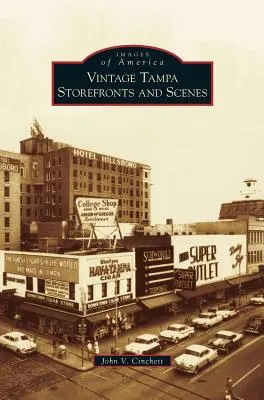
[
  {"x1": 174, "y1": 344, "x2": 218, "y2": 374},
  {"x1": 159, "y1": 324, "x2": 194, "y2": 344},
  {"x1": 124, "y1": 334, "x2": 162, "y2": 355},
  {"x1": 208, "y1": 330, "x2": 243, "y2": 354},
  {"x1": 207, "y1": 306, "x2": 239, "y2": 320},
  {"x1": 244, "y1": 315, "x2": 264, "y2": 335},
  {"x1": 0, "y1": 331, "x2": 37, "y2": 355},
  {"x1": 249, "y1": 294, "x2": 264, "y2": 305},
  {"x1": 192, "y1": 312, "x2": 223, "y2": 329}
]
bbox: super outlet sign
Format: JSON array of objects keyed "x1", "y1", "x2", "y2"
[{"x1": 171, "y1": 235, "x2": 247, "y2": 286}]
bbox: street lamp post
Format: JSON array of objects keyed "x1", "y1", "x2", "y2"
[
  {"x1": 115, "y1": 279, "x2": 118, "y2": 352},
  {"x1": 79, "y1": 287, "x2": 87, "y2": 368}
]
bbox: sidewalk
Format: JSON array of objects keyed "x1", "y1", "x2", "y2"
[{"x1": 0, "y1": 291, "x2": 255, "y2": 372}]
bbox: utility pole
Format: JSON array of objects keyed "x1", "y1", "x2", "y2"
[{"x1": 114, "y1": 278, "x2": 118, "y2": 352}]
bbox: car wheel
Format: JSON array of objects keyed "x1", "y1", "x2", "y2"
[
  {"x1": 16, "y1": 349, "x2": 23, "y2": 357},
  {"x1": 174, "y1": 337, "x2": 179, "y2": 344},
  {"x1": 193, "y1": 367, "x2": 199, "y2": 375},
  {"x1": 188, "y1": 332, "x2": 194, "y2": 338}
]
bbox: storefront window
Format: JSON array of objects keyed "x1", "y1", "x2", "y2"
[{"x1": 115, "y1": 280, "x2": 120, "y2": 295}]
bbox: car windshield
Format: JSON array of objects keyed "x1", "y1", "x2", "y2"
[
  {"x1": 135, "y1": 338, "x2": 149, "y2": 344},
  {"x1": 208, "y1": 308, "x2": 216, "y2": 313},
  {"x1": 20, "y1": 335, "x2": 29, "y2": 341},
  {"x1": 168, "y1": 326, "x2": 181, "y2": 331},
  {"x1": 199, "y1": 313, "x2": 210, "y2": 318},
  {"x1": 185, "y1": 349, "x2": 200, "y2": 357},
  {"x1": 215, "y1": 333, "x2": 229, "y2": 339}
]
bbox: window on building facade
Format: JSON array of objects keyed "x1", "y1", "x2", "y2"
[
  {"x1": 111, "y1": 164, "x2": 116, "y2": 171},
  {"x1": 58, "y1": 157, "x2": 62, "y2": 165},
  {"x1": 88, "y1": 160, "x2": 93, "y2": 167},
  {"x1": 20, "y1": 167, "x2": 25, "y2": 177},
  {"x1": 144, "y1": 172, "x2": 148, "y2": 178},
  {"x1": 111, "y1": 176, "x2": 115, "y2": 184},
  {"x1": 97, "y1": 162, "x2": 102, "y2": 169},
  {"x1": 5, "y1": 232, "x2": 10, "y2": 242},
  {"x1": 26, "y1": 209, "x2": 31, "y2": 217},
  {"x1": 37, "y1": 279, "x2": 45, "y2": 293},
  {"x1": 4, "y1": 171, "x2": 9, "y2": 182},
  {"x1": 97, "y1": 173, "x2": 101, "y2": 181},
  {"x1": 69, "y1": 283, "x2": 75, "y2": 300},
  {"x1": 127, "y1": 278, "x2": 131, "y2": 292},
  {"x1": 27, "y1": 197, "x2": 31, "y2": 205},
  {"x1": 145, "y1": 202, "x2": 148, "y2": 209},
  {"x1": 26, "y1": 277, "x2": 33, "y2": 291},
  {"x1": 136, "y1": 189, "x2": 140, "y2": 197},
  {"x1": 130, "y1": 189, "x2": 133, "y2": 197},
  {"x1": 73, "y1": 181, "x2": 78, "y2": 190},
  {"x1": 130, "y1": 200, "x2": 133, "y2": 207},
  {"x1": 3, "y1": 272, "x2": 7, "y2": 286},
  {"x1": 4, "y1": 202, "x2": 10, "y2": 212},
  {"x1": 145, "y1": 212, "x2": 148, "y2": 219},
  {"x1": 73, "y1": 156, "x2": 78, "y2": 164},
  {"x1": 102, "y1": 282, "x2": 107, "y2": 298},
  {"x1": 4, "y1": 217, "x2": 10, "y2": 228},
  {"x1": 136, "y1": 211, "x2": 140, "y2": 218},
  {"x1": 115, "y1": 280, "x2": 120, "y2": 295},
  {"x1": 4, "y1": 187, "x2": 10, "y2": 197},
  {"x1": 88, "y1": 183, "x2": 93, "y2": 192},
  {"x1": 111, "y1": 187, "x2": 115, "y2": 194},
  {"x1": 88, "y1": 172, "x2": 93, "y2": 180},
  {"x1": 88, "y1": 285, "x2": 93, "y2": 301},
  {"x1": 118, "y1": 210, "x2": 122, "y2": 218},
  {"x1": 97, "y1": 184, "x2": 102, "y2": 193}
]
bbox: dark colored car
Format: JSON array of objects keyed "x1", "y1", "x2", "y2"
[
  {"x1": 243, "y1": 314, "x2": 264, "y2": 335},
  {"x1": 208, "y1": 330, "x2": 243, "y2": 354}
]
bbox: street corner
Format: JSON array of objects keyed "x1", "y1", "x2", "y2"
[{"x1": 38, "y1": 350, "x2": 95, "y2": 371}]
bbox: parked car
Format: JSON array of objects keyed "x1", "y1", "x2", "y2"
[
  {"x1": 0, "y1": 331, "x2": 37, "y2": 355},
  {"x1": 174, "y1": 344, "x2": 218, "y2": 374},
  {"x1": 243, "y1": 314, "x2": 264, "y2": 335},
  {"x1": 207, "y1": 306, "x2": 239, "y2": 320},
  {"x1": 124, "y1": 334, "x2": 162, "y2": 355},
  {"x1": 159, "y1": 323, "x2": 194, "y2": 344},
  {"x1": 249, "y1": 294, "x2": 264, "y2": 305},
  {"x1": 207, "y1": 330, "x2": 243, "y2": 354},
  {"x1": 192, "y1": 312, "x2": 223, "y2": 329}
]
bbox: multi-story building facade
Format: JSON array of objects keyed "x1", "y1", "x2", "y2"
[
  {"x1": 1, "y1": 120, "x2": 151, "y2": 249},
  {"x1": 18, "y1": 121, "x2": 151, "y2": 239}
]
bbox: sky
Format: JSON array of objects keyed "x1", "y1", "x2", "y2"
[{"x1": 1, "y1": 0, "x2": 264, "y2": 224}]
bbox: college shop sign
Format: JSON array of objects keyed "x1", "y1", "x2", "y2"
[{"x1": 4, "y1": 253, "x2": 79, "y2": 283}]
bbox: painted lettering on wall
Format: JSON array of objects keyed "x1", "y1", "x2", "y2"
[{"x1": 89, "y1": 258, "x2": 131, "y2": 281}]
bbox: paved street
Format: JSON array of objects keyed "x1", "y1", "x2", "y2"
[{"x1": 0, "y1": 304, "x2": 263, "y2": 400}]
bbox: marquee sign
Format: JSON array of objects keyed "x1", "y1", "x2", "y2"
[
  {"x1": 174, "y1": 268, "x2": 196, "y2": 290},
  {"x1": 25, "y1": 292, "x2": 79, "y2": 312},
  {"x1": 75, "y1": 196, "x2": 118, "y2": 226},
  {"x1": 87, "y1": 293, "x2": 133, "y2": 311}
]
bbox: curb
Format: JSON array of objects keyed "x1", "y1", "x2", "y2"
[{"x1": 38, "y1": 350, "x2": 95, "y2": 371}]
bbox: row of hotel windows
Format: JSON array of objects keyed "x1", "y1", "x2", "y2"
[
  {"x1": 45, "y1": 156, "x2": 149, "y2": 178},
  {"x1": 248, "y1": 231, "x2": 264, "y2": 244},
  {"x1": 87, "y1": 278, "x2": 132, "y2": 300},
  {"x1": 73, "y1": 181, "x2": 148, "y2": 197},
  {"x1": 72, "y1": 171, "x2": 149, "y2": 187},
  {"x1": 248, "y1": 250, "x2": 263, "y2": 264}
]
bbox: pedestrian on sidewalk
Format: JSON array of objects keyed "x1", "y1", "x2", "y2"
[
  {"x1": 94, "y1": 340, "x2": 99, "y2": 355},
  {"x1": 87, "y1": 340, "x2": 93, "y2": 361},
  {"x1": 52, "y1": 339, "x2": 58, "y2": 356}
]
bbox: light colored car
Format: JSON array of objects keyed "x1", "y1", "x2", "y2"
[
  {"x1": 0, "y1": 331, "x2": 37, "y2": 355},
  {"x1": 249, "y1": 294, "x2": 264, "y2": 305},
  {"x1": 124, "y1": 334, "x2": 161, "y2": 355},
  {"x1": 207, "y1": 307, "x2": 239, "y2": 320},
  {"x1": 192, "y1": 312, "x2": 223, "y2": 329},
  {"x1": 159, "y1": 323, "x2": 194, "y2": 344},
  {"x1": 174, "y1": 344, "x2": 218, "y2": 374},
  {"x1": 207, "y1": 330, "x2": 243, "y2": 354}
]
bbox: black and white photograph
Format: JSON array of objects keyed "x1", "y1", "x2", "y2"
[{"x1": 1, "y1": 1, "x2": 264, "y2": 399}]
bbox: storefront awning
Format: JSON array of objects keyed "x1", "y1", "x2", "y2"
[
  {"x1": 178, "y1": 281, "x2": 231, "y2": 300},
  {"x1": 226, "y1": 273, "x2": 264, "y2": 286},
  {"x1": 19, "y1": 303, "x2": 80, "y2": 323},
  {"x1": 87, "y1": 303, "x2": 143, "y2": 324},
  {"x1": 140, "y1": 293, "x2": 183, "y2": 310}
]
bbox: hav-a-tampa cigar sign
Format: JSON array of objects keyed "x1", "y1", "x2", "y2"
[{"x1": 52, "y1": 45, "x2": 213, "y2": 105}]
